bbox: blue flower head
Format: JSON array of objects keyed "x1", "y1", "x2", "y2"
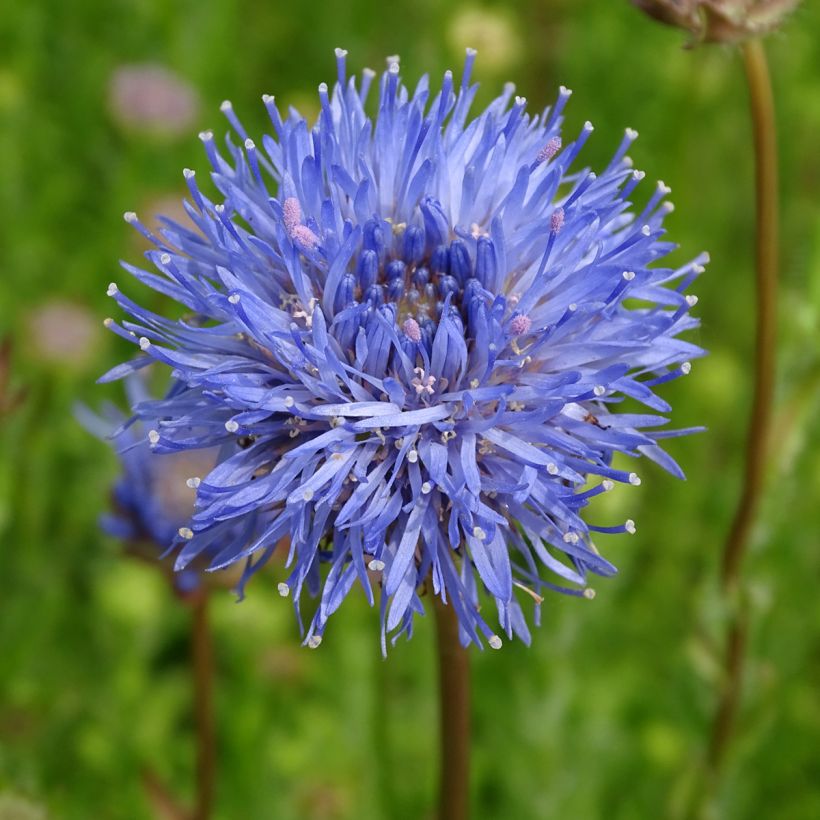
[
  {"x1": 103, "y1": 50, "x2": 706, "y2": 650},
  {"x1": 81, "y1": 377, "x2": 219, "y2": 594}
]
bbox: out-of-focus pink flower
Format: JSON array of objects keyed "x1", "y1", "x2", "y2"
[
  {"x1": 108, "y1": 64, "x2": 200, "y2": 137},
  {"x1": 27, "y1": 300, "x2": 100, "y2": 367}
]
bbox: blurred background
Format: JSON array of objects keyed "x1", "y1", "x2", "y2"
[{"x1": 1, "y1": 1, "x2": 819, "y2": 818}]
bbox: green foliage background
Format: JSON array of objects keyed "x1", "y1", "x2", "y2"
[{"x1": 1, "y1": 1, "x2": 819, "y2": 817}]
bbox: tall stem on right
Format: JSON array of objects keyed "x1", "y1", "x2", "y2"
[
  {"x1": 191, "y1": 594, "x2": 216, "y2": 820},
  {"x1": 433, "y1": 594, "x2": 471, "y2": 820},
  {"x1": 707, "y1": 36, "x2": 779, "y2": 781}
]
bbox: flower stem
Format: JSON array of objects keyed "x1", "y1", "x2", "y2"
[
  {"x1": 191, "y1": 594, "x2": 216, "y2": 820},
  {"x1": 707, "y1": 36, "x2": 779, "y2": 783},
  {"x1": 433, "y1": 594, "x2": 471, "y2": 820}
]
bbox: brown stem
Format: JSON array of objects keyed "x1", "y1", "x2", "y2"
[
  {"x1": 707, "y1": 37, "x2": 779, "y2": 787},
  {"x1": 141, "y1": 768, "x2": 191, "y2": 820},
  {"x1": 191, "y1": 594, "x2": 216, "y2": 820},
  {"x1": 720, "y1": 39, "x2": 779, "y2": 590},
  {"x1": 706, "y1": 609, "x2": 749, "y2": 774},
  {"x1": 433, "y1": 595, "x2": 471, "y2": 820}
]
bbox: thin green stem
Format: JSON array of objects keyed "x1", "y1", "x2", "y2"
[
  {"x1": 191, "y1": 594, "x2": 216, "y2": 820},
  {"x1": 707, "y1": 36, "x2": 779, "y2": 787},
  {"x1": 433, "y1": 595, "x2": 471, "y2": 820}
]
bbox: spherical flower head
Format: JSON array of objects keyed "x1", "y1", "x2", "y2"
[
  {"x1": 631, "y1": 0, "x2": 801, "y2": 44},
  {"x1": 103, "y1": 50, "x2": 706, "y2": 650}
]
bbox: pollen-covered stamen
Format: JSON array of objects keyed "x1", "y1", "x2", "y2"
[
  {"x1": 292, "y1": 224, "x2": 320, "y2": 249},
  {"x1": 282, "y1": 196, "x2": 319, "y2": 248},
  {"x1": 411, "y1": 367, "x2": 436, "y2": 396},
  {"x1": 402, "y1": 317, "x2": 421, "y2": 342},
  {"x1": 536, "y1": 136, "x2": 562, "y2": 164},
  {"x1": 510, "y1": 313, "x2": 532, "y2": 336},
  {"x1": 551, "y1": 208, "x2": 565, "y2": 234}
]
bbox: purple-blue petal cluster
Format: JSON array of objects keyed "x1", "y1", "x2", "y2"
[{"x1": 103, "y1": 50, "x2": 706, "y2": 649}]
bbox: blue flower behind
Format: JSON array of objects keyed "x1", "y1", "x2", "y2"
[
  {"x1": 102, "y1": 50, "x2": 706, "y2": 649},
  {"x1": 81, "y1": 377, "x2": 218, "y2": 595}
]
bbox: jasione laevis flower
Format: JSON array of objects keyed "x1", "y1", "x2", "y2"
[
  {"x1": 102, "y1": 50, "x2": 706, "y2": 650},
  {"x1": 631, "y1": 0, "x2": 800, "y2": 44}
]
